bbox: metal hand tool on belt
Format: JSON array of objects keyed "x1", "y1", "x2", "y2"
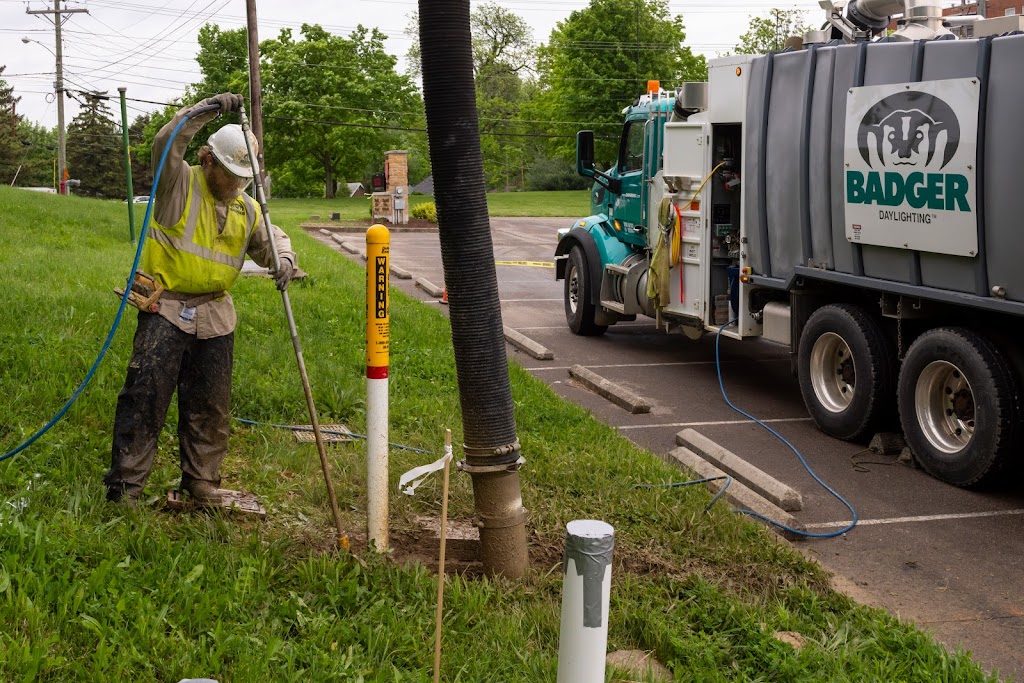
[{"x1": 113, "y1": 271, "x2": 164, "y2": 313}]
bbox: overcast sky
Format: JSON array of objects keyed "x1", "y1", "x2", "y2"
[{"x1": 1, "y1": 0, "x2": 822, "y2": 128}]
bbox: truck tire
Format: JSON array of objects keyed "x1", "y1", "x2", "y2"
[
  {"x1": 797, "y1": 304, "x2": 896, "y2": 441},
  {"x1": 564, "y1": 245, "x2": 607, "y2": 336},
  {"x1": 898, "y1": 328, "x2": 1020, "y2": 487}
]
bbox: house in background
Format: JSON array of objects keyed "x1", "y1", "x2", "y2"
[
  {"x1": 411, "y1": 175, "x2": 434, "y2": 195},
  {"x1": 347, "y1": 182, "x2": 366, "y2": 197}
]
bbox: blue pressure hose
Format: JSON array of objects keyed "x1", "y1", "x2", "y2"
[
  {"x1": 715, "y1": 321, "x2": 858, "y2": 538},
  {"x1": 0, "y1": 104, "x2": 220, "y2": 463}
]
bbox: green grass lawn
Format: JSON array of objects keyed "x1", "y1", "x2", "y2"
[
  {"x1": 0, "y1": 186, "x2": 996, "y2": 681},
  {"x1": 266, "y1": 189, "x2": 591, "y2": 225}
]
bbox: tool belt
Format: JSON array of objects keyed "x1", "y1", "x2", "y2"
[
  {"x1": 114, "y1": 272, "x2": 226, "y2": 313},
  {"x1": 160, "y1": 289, "x2": 227, "y2": 308}
]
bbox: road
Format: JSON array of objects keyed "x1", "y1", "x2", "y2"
[{"x1": 312, "y1": 217, "x2": 1024, "y2": 681}]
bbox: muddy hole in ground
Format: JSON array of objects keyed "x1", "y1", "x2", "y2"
[{"x1": 389, "y1": 516, "x2": 485, "y2": 577}]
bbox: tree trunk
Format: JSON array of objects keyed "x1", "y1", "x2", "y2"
[{"x1": 324, "y1": 160, "x2": 335, "y2": 199}]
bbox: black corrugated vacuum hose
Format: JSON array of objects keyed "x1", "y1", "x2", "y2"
[{"x1": 418, "y1": 0, "x2": 528, "y2": 578}]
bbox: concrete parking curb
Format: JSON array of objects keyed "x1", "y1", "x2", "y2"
[
  {"x1": 568, "y1": 365, "x2": 650, "y2": 414},
  {"x1": 328, "y1": 234, "x2": 410, "y2": 278},
  {"x1": 667, "y1": 446, "x2": 805, "y2": 540},
  {"x1": 301, "y1": 222, "x2": 438, "y2": 234},
  {"x1": 504, "y1": 326, "x2": 554, "y2": 360},
  {"x1": 319, "y1": 228, "x2": 333, "y2": 236},
  {"x1": 331, "y1": 235, "x2": 359, "y2": 254},
  {"x1": 676, "y1": 429, "x2": 803, "y2": 511},
  {"x1": 415, "y1": 277, "x2": 445, "y2": 298},
  {"x1": 390, "y1": 264, "x2": 412, "y2": 280}
]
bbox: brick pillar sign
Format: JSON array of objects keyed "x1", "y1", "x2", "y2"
[{"x1": 372, "y1": 150, "x2": 411, "y2": 225}]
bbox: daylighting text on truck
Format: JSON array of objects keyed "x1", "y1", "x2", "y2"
[{"x1": 555, "y1": 0, "x2": 1024, "y2": 488}]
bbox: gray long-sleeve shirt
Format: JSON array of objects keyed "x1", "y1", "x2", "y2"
[{"x1": 149, "y1": 101, "x2": 296, "y2": 339}]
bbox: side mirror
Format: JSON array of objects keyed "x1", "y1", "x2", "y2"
[{"x1": 576, "y1": 130, "x2": 595, "y2": 177}]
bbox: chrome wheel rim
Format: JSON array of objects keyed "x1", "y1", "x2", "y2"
[
  {"x1": 568, "y1": 265, "x2": 580, "y2": 315},
  {"x1": 915, "y1": 360, "x2": 975, "y2": 454},
  {"x1": 809, "y1": 332, "x2": 856, "y2": 413}
]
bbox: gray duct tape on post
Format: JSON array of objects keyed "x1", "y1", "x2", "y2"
[{"x1": 563, "y1": 521, "x2": 615, "y2": 628}]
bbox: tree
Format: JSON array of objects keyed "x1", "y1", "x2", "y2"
[
  {"x1": 134, "y1": 23, "x2": 423, "y2": 198},
  {"x1": 406, "y1": 3, "x2": 536, "y2": 190},
  {"x1": 470, "y1": 4, "x2": 535, "y2": 190},
  {"x1": 0, "y1": 66, "x2": 23, "y2": 185},
  {"x1": 734, "y1": 9, "x2": 813, "y2": 54},
  {"x1": 128, "y1": 113, "x2": 153, "y2": 194},
  {"x1": 133, "y1": 26, "x2": 250, "y2": 181},
  {"x1": 193, "y1": 24, "x2": 250, "y2": 97},
  {"x1": 532, "y1": 0, "x2": 706, "y2": 167},
  {"x1": 66, "y1": 94, "x2": 125, "y2": 198},
  {"x1": 262, "y1": 24, "x2": 420, "y2": 198},
  {"x1": 13, "y1": 119, "x2": 56, "y2": 188}
]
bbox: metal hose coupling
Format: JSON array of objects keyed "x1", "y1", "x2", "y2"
[{"x1": 457, "y1": 439, "x2": 525, "y2": 473}]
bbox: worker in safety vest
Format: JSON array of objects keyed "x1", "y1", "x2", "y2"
[{"x1": 104, "y1": 93, "x2": 299, "y2": 506}]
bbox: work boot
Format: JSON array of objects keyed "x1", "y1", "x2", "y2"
[
  {"x1": 107, "y1": 485, "x2": 141, "y2": 507},
  {"x1": 182, "y1": 480, "x2": 223, "y2": 507}
]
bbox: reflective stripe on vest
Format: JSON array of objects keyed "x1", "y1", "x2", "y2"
[{"x1": 142, "y1": 167, "x2": 259, "y2": 294}]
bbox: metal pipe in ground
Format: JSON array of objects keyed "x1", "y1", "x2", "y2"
[
  {"x1": 417, "y1": 0, "x2": 528, "y2": 578},
  {"x1": 556, "y1": 520, "x2": 615, "y2": 683},
  {"x1": 117, "y1": 87, "x2": 136, "y2": 244}
]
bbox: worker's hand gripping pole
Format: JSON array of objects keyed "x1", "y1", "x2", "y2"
[{"x1": 238, "y1": 106, "x2": 349, "y2": 551}]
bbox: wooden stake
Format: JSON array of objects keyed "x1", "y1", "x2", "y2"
[{"x1": 433, "y1": 429, "x2": 452, "y2": 683}]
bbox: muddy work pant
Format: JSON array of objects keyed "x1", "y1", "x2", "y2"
[{"x1": 105, "y1": 312, "x2": 233, "y2": 501}]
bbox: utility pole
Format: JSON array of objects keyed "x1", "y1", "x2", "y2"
[
  {"x1": 26, "y1": 0, "x2": 87, "y2": 194},
  {"x1": 245, "y1": 0, "x2": 266, "y2": 188}
]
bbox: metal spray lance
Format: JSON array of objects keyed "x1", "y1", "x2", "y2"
[{"x1": 237, "y1": 104, "x2": 349, "y2": 551}]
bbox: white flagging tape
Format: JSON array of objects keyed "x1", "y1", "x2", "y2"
[{"x1": 399, "y1": 444, "x2": 453, "y2": 496}]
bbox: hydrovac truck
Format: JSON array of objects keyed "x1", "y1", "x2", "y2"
[{"x1": 555, "y1": 0, "x2": 1024, "y2": 488}]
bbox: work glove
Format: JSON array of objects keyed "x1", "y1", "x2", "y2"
[
  {"x1": 273, "y1": 257, "x2": 295, "y2": 291},
  {"x1": 203, "y1": 92, "x2": 244, "y2": 113}
]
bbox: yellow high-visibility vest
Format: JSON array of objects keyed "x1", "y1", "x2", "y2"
[{"x1": 142, "y1": 166, "x2": 259, "y2": 294}]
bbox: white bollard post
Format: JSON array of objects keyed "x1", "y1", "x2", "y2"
[
  {"x1": 366, "y1": 225, "x2": 391, "y2": 551},
  {"x1": 556, "y1": 520, "x2": 614, "y2": 683}
]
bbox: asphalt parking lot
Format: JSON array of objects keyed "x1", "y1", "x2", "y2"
[{"x1": 311, "y1": 217, "x2": 1024, "y2": 680}]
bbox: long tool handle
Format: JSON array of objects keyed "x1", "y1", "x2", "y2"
[
  {"x1": 433, "y1": 429, "x2": 452, "y2": 683},
  {"x1": 238, "y1": 107, "x2": 348, "y2": 550}
]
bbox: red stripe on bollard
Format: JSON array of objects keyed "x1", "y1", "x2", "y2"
[{"x1": 367, "y1": 365, "x2": 389, "y2": 379}]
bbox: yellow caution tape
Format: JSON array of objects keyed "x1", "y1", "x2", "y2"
[{"x1": 494, "y1": 260, "x2": 555, "y2": 268}]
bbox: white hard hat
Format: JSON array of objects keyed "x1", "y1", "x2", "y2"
[{"x1": 208, "y1": 124, "x2": 259, "y2": 177}]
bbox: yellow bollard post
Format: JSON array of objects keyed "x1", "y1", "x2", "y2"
[{"x1": 366, "y1": 224, "x2": 391, "y2": 551}]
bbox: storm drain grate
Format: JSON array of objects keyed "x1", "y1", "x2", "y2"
[{"x1": 292, "y1": 424, "x2": 354, "y2": 444}]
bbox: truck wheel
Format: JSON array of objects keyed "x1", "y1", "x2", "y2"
[
  {"x1": 898, "y1": 328, "x2": 1020, "y2": 487},
  {"x1": 564, "y1": 246, "x2": 607, "y2": 336},
  {"x1": 797, "y1": 304, "x2": 895, "y2": 441}
]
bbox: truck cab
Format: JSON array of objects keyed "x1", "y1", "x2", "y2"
[{"x1": 555, "y1": 56, "x2": 756, "y2": 341}]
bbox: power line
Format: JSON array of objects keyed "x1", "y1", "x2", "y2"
[{"x1": 262, "y1": 113, "x2": 613, "y2": 139}]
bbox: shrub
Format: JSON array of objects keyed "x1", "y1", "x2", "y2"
[
  {"x1": 411, "y1": 200, "x2": 437, "y2": 223},
  {"x1": 525, "y1": 157, "x2": 592, "y2": 192}
]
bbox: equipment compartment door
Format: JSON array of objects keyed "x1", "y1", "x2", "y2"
[{"x1": 661, "y1": 122, "x2": 709, "y2": 320}]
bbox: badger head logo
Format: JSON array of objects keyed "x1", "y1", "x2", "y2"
[{"x1": 857, "y1": 91, "x2": 959, "y2": 170}]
